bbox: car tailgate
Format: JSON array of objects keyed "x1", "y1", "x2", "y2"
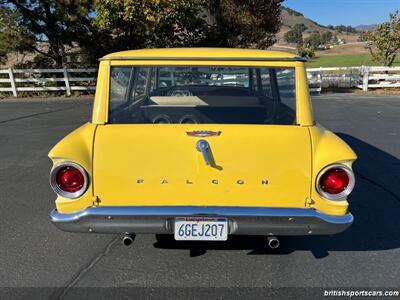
[{"x1": 93, "y1": 124, "x2": 311, "y2": 208}]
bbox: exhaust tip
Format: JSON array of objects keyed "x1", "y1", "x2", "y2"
[
  {"x1": 267, "y1": 236, "x2": 280, "y2": 249},
  {"x1": 122, "y1": 233, "x2": 136, "y2": 246}
]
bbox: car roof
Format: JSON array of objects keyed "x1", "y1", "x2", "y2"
[{"x1": 101, "y1": 48, "x2": 305, "y2": 62}]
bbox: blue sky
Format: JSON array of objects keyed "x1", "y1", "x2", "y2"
[{"x1": 283, "y1": 0, "x2": 400, "y2": 26}]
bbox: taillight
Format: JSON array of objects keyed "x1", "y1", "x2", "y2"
[
  {"x1": 50, "y1": 162, "x2": 88, "y2": 198},
  {"x1": 316, "y1": 164, "x2": 355, "y2": 200}
]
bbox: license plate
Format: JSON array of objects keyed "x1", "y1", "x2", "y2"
[{"x1": 174, "y1": 217, "x2": 228, "y2": 241}]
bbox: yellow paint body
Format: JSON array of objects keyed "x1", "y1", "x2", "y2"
[{"x1": 49, "y1": 48, "x2": 356, "y2": 216}]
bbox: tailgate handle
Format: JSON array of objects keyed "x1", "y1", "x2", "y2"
[{"x1": 196, "y1": 140, "x2": 210, "y2": 165}]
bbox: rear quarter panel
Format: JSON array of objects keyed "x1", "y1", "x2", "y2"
[
  {"x1": 308, "y1": 125, "x2": 357, "y2": 215},
  {"x1": 48, "y1": 123, "x2": 97, "y2": 213}
]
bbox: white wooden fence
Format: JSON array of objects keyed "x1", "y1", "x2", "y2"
[
  {"x1": 1, "y1": 66, "x2": 400, "y2": 97},
  {"x1": 307, "y1": 66, "x2": 400, "y2": 93},
  {"x1": 0, "y1": 68, "x2": 96, "y2": 97}
]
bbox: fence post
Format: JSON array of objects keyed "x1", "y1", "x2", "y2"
[
  {"x1": 63, "y1": 68, "x2": 71, "y2": 96},
  {"x1": 362, "y1": 66, "x2": 369, "y2": 92},
  {"x1": 319, "y1": 66, "x2": 323, "y2": 93},
  {"x1": 7, "y1": 68, "x2": 17, "y2": 97},
  {"x1": 350, "y1": 68, "x2": 353, "y2": 87}
]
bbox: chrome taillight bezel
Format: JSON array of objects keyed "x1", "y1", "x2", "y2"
[
  {"x1": 49, "y1": 161, "x2": 89, "y2": 199},
  {"x1": 316, "y1": 164, "x2": 355, "y2": 201}
]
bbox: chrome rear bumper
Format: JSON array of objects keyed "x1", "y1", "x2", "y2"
[{"x1": 50, "y1": 206, "x2": 353, "y2": 236}]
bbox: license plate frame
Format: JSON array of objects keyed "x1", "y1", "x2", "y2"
[{"x1": 174, "y1": 217, "x2": 228, "y2": 241}]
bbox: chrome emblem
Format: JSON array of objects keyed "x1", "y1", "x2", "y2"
[{"x1": 186, "y1": 130, "x2": 221, "y2": 137}]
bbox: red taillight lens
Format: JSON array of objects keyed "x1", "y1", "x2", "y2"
[
  {"x1": 50, "y1": 162, "x2": 88, "y2": 198},
  {"x1": 56, "y1": 166, "x2": 85, "y2": 193},
  {"x1": 317, "y1": 165, "x2": 355, "y2": 200},
  {"x1": 320, "y1": 168, "x2": 349, "y2": 194}
]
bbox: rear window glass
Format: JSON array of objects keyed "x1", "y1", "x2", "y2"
[{"x1": 109, "y1": 66, "x2": 296, "y2": 125}]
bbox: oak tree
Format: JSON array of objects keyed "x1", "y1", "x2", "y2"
[
  {"x1": 207, "y1": 0, "x2": 283, "y2": 48},
  {"x1": 0, "y1": 0, "x2": 95, "y2": 67},
  {"x1": 364, "y1": 11, "x2": 400, "y2": 66},
  {"x1": 94, "y1": 0, "x2": 210, "y2": 50}
]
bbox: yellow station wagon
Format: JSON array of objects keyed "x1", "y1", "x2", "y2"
[{"x1": 49, "y1": 48, "x2": 356, "y2": 248}]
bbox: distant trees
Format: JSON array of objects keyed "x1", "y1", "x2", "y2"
[
  {"x1": 295, "y1": 30, "x2": 337, "y2": 59},
  {"x1": 293, "y1": 23, "x2": 307, "y2": 33},
  {"x1": 284, "y1": 29, "x2": 302, "y2": 44},
  {"x1": 94, "y1": 0, "x2": 209, "y2": 50},
  {"x1": 301, "y1": 31, "x2": 336, "y2": 49},
  {"x1": 0, "y1": 4, "x2": 30, "y2": 64},
  {"x1": 284, "y1": 23, "x2": 307, "y2": 44},
  {"x1": 95, "y1": 0, "x2": 284, "y2": 50},
  {"x1": 0, "y1": 32, "x2": 9, "y2": 63},
  {"x1": 363, "y1": 11, "x2": 400, "y2": 66},
  {"x1": 303, "y1": 32, "x2": 322, "y2": 49},
  {"x1": 207, "y1": 0, "x2": 283, "y2": 48},
  {"x1": 327, "y1": 24, "x2": 357, "y2": 33},
  {"x1": 296, "y1": 44, "x2": 315, "y2": 59},
  {"x1": 284, "y1": 23, "x2": 337, "y2": 52},
  {"x1": 0, "y1": 0, "x2": 97, "y2": 67},
  {"x1": 0, "y1": 0, "x2": 284, "y2": 67},
  {"x1": 321, "y1": 31, "x2": 333, "y2": 44},
  {"x1": 0, "y1": 8, "x2": 13, "y2": 63}
]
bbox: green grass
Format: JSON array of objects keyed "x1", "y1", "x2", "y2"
[{"x1": 307, "y1": 54, "x2": 400, "y2": 68}]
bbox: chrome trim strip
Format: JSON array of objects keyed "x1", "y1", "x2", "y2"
[
  {"x1": 99, "y1": 56, "x2": 306, "y2": 62},
  {"x1": 50, "y1": 206, "x2": 353, "y2": 224}
]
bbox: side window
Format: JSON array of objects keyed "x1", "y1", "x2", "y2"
[
  {"x1": 252, "y1": 68, "x2": 273, "y2": 98},
  {"x1": 159, "y1": 67, "x2": 174, "y2": 87},
  {"x1": 223, "y1": 68, "x2": 249, "y2": 87},
  {"x1": 109, "y1": 67, "x2": 133, "y2": 111},
  {"x1": 276, "y1": 68, "x2": 296, "y2": 110},
  {"x1": 149, "y1": 68, "x2": 157, "y2": 93},
  {"x1": 131, "y1": 67, "x2": 149, "y2": 101},
  {"x1": 260, "y1": 69, "x2": 273, "y2": 98}
]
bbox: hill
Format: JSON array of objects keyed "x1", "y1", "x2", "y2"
[
  {"x1": 280, "y1": 6, "x2": 330, "y2": 34},
  {"x1": 276, "y1": 7, "x2": 360, "y2": 45},
  {"x1": 355, "y1": 24, "x2": 378, "y2": 31},
  {"x1": 272, "y1": 7, "x2": 365, "y2": 58}
]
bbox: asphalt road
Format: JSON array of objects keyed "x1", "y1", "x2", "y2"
[{"x1": 0, "y1": 93, "x2": 399, "y2": 299}]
